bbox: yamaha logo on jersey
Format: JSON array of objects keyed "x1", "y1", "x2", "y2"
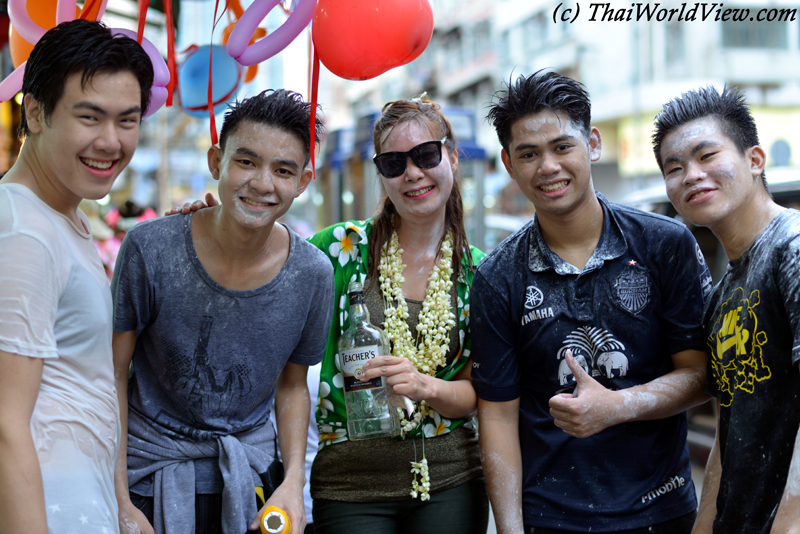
[
  {"x1": 616, "y1": 269, "x2": 650, "y2": 314},
  {"x1": 524, "y1": 286, "x2": 544, "y2": 310}
]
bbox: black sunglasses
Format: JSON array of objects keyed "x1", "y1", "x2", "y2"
[{"x1": 373, "y1": 137, "x2": 447, "y2": 178}]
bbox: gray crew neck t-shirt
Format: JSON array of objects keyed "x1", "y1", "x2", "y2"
[{"x1": 112, "y1": 212, "x2": 334, "y2": 492}]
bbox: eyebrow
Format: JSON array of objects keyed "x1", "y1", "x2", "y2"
[
  {"x1": 513, "y1": 134, "x2": 577, "y2": 153},
  {"x1": 73, "y1": 102, "x2": 142, "y2": 117},
  {"x1": 691, "y1": 140, "x2": 718, "y2": 156},
  {"x1": 235, "y1": 148, "x2": 301, "y2": 170},
  {"x1": 234, "y1": 147, "x2": 262, "y2": 160},
  {"x1": 274, "y1": 158, "x2": 300, "y2": 171},
  {"x1": 663, "y1": 140, "x2": 720, "y2": 167}
]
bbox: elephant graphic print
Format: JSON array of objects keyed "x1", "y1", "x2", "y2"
[{"x1": 557, "y1": 326, "x2": 630, "y2": 389}]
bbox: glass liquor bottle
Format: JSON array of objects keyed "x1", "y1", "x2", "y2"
[{"x1": 337, "y1": 282, "x2": 401, "y2": 439}]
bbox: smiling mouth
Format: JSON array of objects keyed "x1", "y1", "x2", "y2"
[
  {"x1": 540, "y1": 180, "x2": 568, "y2": 193},
  {"x1": 406, "y1": 186, "x2": 433, "y2": 197},
  {"x1": 689, "y1": 190, "x2": 711, "y2": 202},
  {"x1": 241, "y1": 197, "x2": 274, "y2": 207},
  {"x1": 80, "y1": 157, "x2": 114, "y2": 170}
]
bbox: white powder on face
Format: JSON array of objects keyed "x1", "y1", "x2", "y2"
[
  {"x1": 218, "y1": 123, "x2": 305, "y2": 227},
  {"x1": 662, "y1": 120, "x2": 719, "y2": 158}
]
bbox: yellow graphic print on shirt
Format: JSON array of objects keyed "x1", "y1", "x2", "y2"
[{"x1": 708, "y1": 288, "x2": 771, "y2": 407}]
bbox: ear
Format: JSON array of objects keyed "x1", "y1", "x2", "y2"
[
  {"x1": 24, "y1": 94, "x2": 45, "y2": 135},
  {"x1": 295, "y1": 167, "x2": 313, "y2": 198},
  {"x1": 207, "y1": 145, "x2": 222, "y2": 181},
  {"x1": 748, "y1": 145, "x2": 766, "y2": 182},
  {"x1": 500, "y1": 149, "x2": 516, "y2": 180},
  {"x1": 588, "y1": 127, "x2": 602, "y2": 162},
  {"x1": 449, "y1": 148, "x2": 458, "y2": 174}
]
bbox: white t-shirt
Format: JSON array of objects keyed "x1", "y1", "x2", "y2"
[
  {"x1": 0, "y1": 183, "x2": 120, "y2": 533},
  {"x1": 304, "y1": 362, "x2": 321, "y2": 524}
]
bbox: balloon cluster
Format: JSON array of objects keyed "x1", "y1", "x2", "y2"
[
  {"x1": 0, "y1": 0, "x2": 435, "y2": 119},
  {"x1": 1, "y1": 0, "x2": 170, "y2": 118},
  {"x1": 221, "y1": 0, "x2": 434, "y2": 80}
]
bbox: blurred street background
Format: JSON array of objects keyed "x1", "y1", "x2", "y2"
[{"x1": 2, "y1": 1, "x2": 798, "y2": 526}]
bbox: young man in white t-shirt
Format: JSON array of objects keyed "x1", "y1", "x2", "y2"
[{"x1": 0, "y1": 19, "x2": 153, "y2": 534}]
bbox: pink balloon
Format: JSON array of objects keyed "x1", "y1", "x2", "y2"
[
  {"x1": 8, "y1": 0, "x2": 108, "y2": 44},
  {"x1": 0, "y1": 63, "x2": 26, "y2": 102},
  {"x1": 111, "y1": 29, "x2": 170, "y2": 118},
  {"x1": 226, "y1": 0, "x2": 316, "y2": 67},
  {"x1": 147, "y1": 87, "x2": 169, "y2": 119}
]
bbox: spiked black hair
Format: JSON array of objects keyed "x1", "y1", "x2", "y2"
[{"x1": 487, "y1": 69, "x2": 591, "y2": 153}]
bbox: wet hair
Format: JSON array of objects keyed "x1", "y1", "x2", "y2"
[
  {"x1": 20, "y1": 19, "x2": 154, "y2": 137},
  {"x1": 487, "y1": 69, "x2": 592, "y2": 153},
  {"x1": 219, "y1": 89, "x2": 323, "y2": 168},
  {"x1": 369, "y1": 94, "x2": 473, "y2": 284},
  {"x1": 652, "y1": 85, "x2": 767, "y2": 188}
]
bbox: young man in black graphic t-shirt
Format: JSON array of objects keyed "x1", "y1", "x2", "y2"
[{"x1": 654, "y1": 86, "x2": 800, "y2": 534}]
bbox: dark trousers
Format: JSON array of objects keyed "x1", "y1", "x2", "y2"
[
  {"x1": 130, "y1": 493, "x2": 262, "y2": 534},
  {"x1": 313, "y1": 476, "x2": 489, "y2": 534},
  {"x1": 524, "y1": 510, "x2": 697, "y2": 534}
]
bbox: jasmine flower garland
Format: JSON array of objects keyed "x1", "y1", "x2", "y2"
[
  {"x1": 378, "y1": 229, "x2": 456, "y2": 500},
  {"x1": 410, "y1": 457, "x2": 430, "y2": 501}
]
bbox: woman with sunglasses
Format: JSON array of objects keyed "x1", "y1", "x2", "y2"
[{"x1": 307, "y1": 95, "x2": 489, "y2": 534}]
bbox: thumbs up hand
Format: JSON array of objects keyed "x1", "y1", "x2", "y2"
[{"x1": 548, "y1": 349, "x2": 622, "y2": 438}]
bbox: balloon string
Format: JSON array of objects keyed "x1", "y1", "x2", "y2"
[
  {"x1": 185, "y1": 81, "x2": 238, "y2": 112},
  {"x1": 136, "y1": 0, "x2": 148, "y2": 44},
  {"x1": 309, "y1": 47, "x2": 320, "y2": 180},
  {"x1": 165, "y1": 0, "x2": 175, "y2": 106},
  {"x1": 207, "y1": 0, "x2": 228, "y2": 146}
]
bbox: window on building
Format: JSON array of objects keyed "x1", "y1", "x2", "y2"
[
  {"x1": 523, "y1": 12, "x2": 548, "y2": 51},
  {"x1": 499, "y1": 30, "x2": 511, "y2": 63},
  {"x1": 722, "y1": 14, "x2": 788, "y2": 48},
  {"x1": 474, "y1": 21, "x2": 490, "y2": 59},
  {"x1": 665, "y1": 22, "x2": 685, "y2": 65}
]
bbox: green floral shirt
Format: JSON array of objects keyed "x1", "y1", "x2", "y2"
[{"x1": 308, "y1": 219, "x2": 485, "y2": 448}]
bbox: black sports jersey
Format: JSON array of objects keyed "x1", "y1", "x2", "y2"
[{"x1": 472, "y1": 193, "x2": 711, "y2": 531}]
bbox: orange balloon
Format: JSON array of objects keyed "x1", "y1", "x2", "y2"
[{"x1": 9, "y1": 0, "x2": 81, "y2": 68}]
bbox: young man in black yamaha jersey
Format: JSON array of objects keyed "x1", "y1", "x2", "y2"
[{"x1": 471, "y1": 70, "x2": 713, "y2": 534}]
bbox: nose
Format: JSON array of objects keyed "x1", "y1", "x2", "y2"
[
  {"x1": 94, "y1": 122, "x2": 122, "y2": 154},
  {"x1": 538, "y1": 151, "x2": 561, "y2": 176},
  {"x1": 250, "y1": 170, "x2": 276, "y2": 194},
  {"x1": 404, "y1": 156, "x2": 424, "y2": 182},
  {"x1": 683, "y1": 162, "x2": 704, "y2": 185}
]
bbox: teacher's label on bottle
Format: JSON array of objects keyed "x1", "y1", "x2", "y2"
[{"x1": 341, "y1": 345, "x2": 383, "y2": 392}]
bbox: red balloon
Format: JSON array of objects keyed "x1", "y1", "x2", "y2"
[{"x1": 312, "y1": 0, "x2": 433, "y2": 81}]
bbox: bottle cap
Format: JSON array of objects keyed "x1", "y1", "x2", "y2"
[
  {"x1": 348, "y1": 281, "x2": 365, "y2": 305},
  {"x1": 347, "y1": 281, "x2": 363, "y2": 293},
  {"x1": 260, "y1": 506, "x2": 290, "y2": 534}
]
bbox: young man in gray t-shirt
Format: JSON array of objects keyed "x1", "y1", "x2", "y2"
[
  {"x1": 654, "y1": 86, "x2": 800, "y2": 534},
  {"x1": 112, "y1": 89, "x2": 334, "y2": 534}
]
